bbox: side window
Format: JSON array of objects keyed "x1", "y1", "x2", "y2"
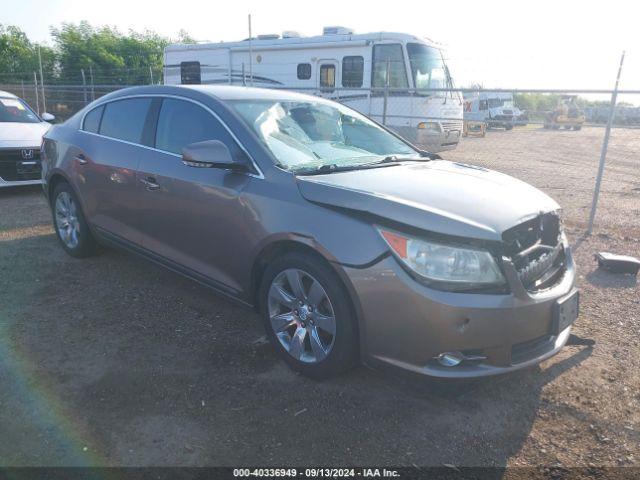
[
  {"x1": 83, "y1": 105, "x2": 104, "y2": 133},
  {"x1": 181, "y1": 61, "x2": 201, "y2": 85},
  {"x1": 372, "y1": 44, "x2": 408, "y2": 89},
  {"x1": 99, "y1": 98, "x2": 152, "y2": 143},
  {"x1": 319, "y1": 64, "x2": 336, "y2": 92},
  {"x1": 297, "y1": 63, "x2": 311, "y2": 80},
  {"x1": 155, "y1": 98, "x2": 245, "y2": 161},
  {"x1": 342, "y1": 56, "x2": 364, "y2": 88},
  {"x1": 479, "y1": 100, "x2": 488, "y2": 111}
]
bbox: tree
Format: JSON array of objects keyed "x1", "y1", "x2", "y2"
[
  {"x1": 50, "y1": 22, "x2": 170, "y2": 85},
  {"x1": 0, "y1": 24, "x2": 55, "y2": 83}
]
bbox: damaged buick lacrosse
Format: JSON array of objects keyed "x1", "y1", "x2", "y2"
[{"x1": 41, "y1": 85, "x2": 578, "y2": 379}]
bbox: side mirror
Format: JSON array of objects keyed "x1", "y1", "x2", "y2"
[
  {"x1": 181, "y1": 140, "x2": 247, "y2": 171},
  {"x1": 41, "y1": 112, "x2": 55, "y2": 122}
]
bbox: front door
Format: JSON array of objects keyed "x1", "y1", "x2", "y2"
[{"x1": 136, "y1": 97, "x2": 254, "y2": 294}]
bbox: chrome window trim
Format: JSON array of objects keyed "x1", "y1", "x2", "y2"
[{"x1": 79, "y1": 94, "x2": 264, "y2": 179}]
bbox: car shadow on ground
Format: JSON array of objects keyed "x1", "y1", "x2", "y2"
[
  {"x1": 585, "y1": 269, "x2": 637, "y2": 289},
  {"x1": 0, "y1": 232, "x2": 594, "y2": 467}
]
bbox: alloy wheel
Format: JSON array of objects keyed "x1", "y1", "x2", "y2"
[
  {"x1": 55, "y1": 191, "x2": 81, "y2": 249},
  {"x1": 267, "y1": 268, "x2": 336, "y2": 364}
]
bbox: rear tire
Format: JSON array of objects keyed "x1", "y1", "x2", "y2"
[
  {"x1": 51, "y1": 182, "x2": 100, "y2": 258},
  {"x1": 259, "y1": 252, "x2": 358, "y2": 379},
  {"x1": 573, "y1": 125, "x2": 582, "y2": 131}
]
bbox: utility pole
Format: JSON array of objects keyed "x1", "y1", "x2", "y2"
[
  {"x1": 248, "y1": 14, "x2": 253, "y2": 87},
  {"x1": 587, "y1": 51, "x2": 625, "y2": 234},
  {"x1": 38, "y1": 45, "x2": 46, "y2": 113}
]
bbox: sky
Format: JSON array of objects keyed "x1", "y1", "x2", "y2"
[{"x1": 4, "y1": 0, "x2": 639, "y2": 94}]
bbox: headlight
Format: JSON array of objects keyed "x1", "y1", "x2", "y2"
[
  {"x1": 379, "y1": 228, "x2": 505, "y2": 291},
  {"x1": 417, "y1": 121, "x2": 441, "y2": 133}
]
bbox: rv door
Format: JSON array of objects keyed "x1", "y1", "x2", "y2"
[{"x1": 318, "y1": 60, "x2": 338, "y2": 95}]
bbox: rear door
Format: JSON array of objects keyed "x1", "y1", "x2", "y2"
[
  {"x1": 135, "y1": 96, "x2": 255, "y2": 294},
  {"x1": 75, "y1": 97, "x2": 155, "y2": 245}
]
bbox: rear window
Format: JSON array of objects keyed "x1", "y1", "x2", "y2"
[
  {"x1": 83, "y1": 105, "x2": 104, "y2": 133},
  {"x1": 99, "y1": 98, "x2": 152, "y2": 144}
]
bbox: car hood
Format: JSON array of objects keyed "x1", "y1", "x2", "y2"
[
  {"x1": 0, "y1": 122, "x2": 50, "y2": 148},
  {"x1": 296, "y1": 160, "x2": 559, "y2": 242}
]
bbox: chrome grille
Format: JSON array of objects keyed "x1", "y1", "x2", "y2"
[
  {"x1": 441, "y1": 121, "x2": 463, "y2": 132},
  {"x1": 0, "y1": 149, "x2": 42, "y2": 182}
]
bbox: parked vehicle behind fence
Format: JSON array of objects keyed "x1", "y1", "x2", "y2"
[
  {"x1": 463, "y1": 91, "x2": 527, "y2": 129},
  {"x1": 41, "y1": 85, "x2": 578, "y2": 379},
  {"x1": 0, "y1": 90, "x2": 54, "y2": 188},
  {"x1": 163, "y1": 27, "x2": 464, "y2": 153}
]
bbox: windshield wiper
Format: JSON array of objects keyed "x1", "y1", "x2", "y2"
[
  {"x1": 296, "y1": 161, "x2": 401, "y2": 176},
  {"x1": 294, "y1": 153, "x2": 436, "y2": 176}
]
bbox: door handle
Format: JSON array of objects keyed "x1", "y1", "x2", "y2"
[
  {"x1": 74, "y1": 153, "x2": 88, "y2": 165},
  {"x1": 140, "y1": 176, "x2": 160, "y2": 191}
]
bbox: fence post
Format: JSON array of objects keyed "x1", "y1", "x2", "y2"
[
  {"x1": 89, "y1": 65, "x2": 95, "y2": 101},
  {"x1": 81, "y1": 69, "x2": 88, "y2": 105},
  {"x1": 149, "y1": 65, "x2": 154, "y2": 85},
  {"x1": 587, "y1": 51, "x2": 625, "y2": 234},
  {"x1": 38, "y1": 45, "x2": 47, "y2": 113},
  {"x1": 33, "y1": 72, "x2": 40, "y2": 114},
  {"x1": 382, "y1": 58, "x2": 390, "y2": 125},
  {"x1": 21, "y1": 80, "x2": 25, "y2": 99}
]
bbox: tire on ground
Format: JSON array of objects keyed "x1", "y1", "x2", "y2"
[
  {"x1": 258, "y1": 252, "x2": 358, "y2": 379},
  {"x1": 51, "y1": 181, "x2": 101, "y2": 258}
]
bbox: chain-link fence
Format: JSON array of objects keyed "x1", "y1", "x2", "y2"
[{"x1": 1, "y1": 78, "x2": 638, "y2": 237}]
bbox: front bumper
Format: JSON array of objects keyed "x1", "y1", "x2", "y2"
[
  {"x1": 345, "y1": 243, "x2": 577, "y2": 378},
  {"x1": 392, "y1": 126, "x2": 461, "y2": 153}
]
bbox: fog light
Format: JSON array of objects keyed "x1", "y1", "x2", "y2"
[{"x1": 435, "y1": 351, "x2": 465, "y2": 367}]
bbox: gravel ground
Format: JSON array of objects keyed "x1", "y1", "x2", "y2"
[{"x1": 0, "y1": 126, "x2": 638, "y2": 469}]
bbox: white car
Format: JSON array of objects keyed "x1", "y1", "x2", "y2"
[{"x1": 0, "y1": 90, "x2": 54, "y2": 187}]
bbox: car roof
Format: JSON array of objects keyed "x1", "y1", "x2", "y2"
[
  {"x1": 185, "y1": 85, "x2": 324, "y2": 102},
  {"x1": 103, "y1": 84, "x2": 330, "y2": 104},
  {"x1": 0, "y1": 90, "x2": 18, "y2": 99}
]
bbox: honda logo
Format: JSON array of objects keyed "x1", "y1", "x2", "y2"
[{"x1": 21, "y1": 149, "x2": 34, "y2": 160}]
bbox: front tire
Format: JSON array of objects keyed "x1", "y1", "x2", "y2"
[
  {"x1": 52, "y1": 182, "x2": 100, "y2": 258},
  {"x1": 259, "y1": 252, "x2": 358, "y2": 379}
]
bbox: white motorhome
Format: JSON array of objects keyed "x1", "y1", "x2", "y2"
[
  {"x1": 463, "y1": 92, "x2": 527, "y2": 129},
  {"x1": 164, "y1": 27, "x2": 463, "y2": 152}
]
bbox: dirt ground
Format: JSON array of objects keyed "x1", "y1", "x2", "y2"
[{"x1": 0, "y1": 126, "x2": 638, "y2": 469}]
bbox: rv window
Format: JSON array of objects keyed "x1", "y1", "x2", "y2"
[
  {"x1": 297, "y1": 63, "x2": 312, "y2": 80},
  {"x1": 319, "y1": 64, "x2": 336, "y2": 92},
  {"x1": 342, "y1": 56, "x2": 364, "y2": 88},
  {"x1": 372, "y1": 44, "x2": 408, "y2": 89},
  {"x1": 479, "y1": 100, "x2": 488, "y2": 111},
  {"x1": 181, "y1": 61, "x2": 201, "y2": 85}
]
